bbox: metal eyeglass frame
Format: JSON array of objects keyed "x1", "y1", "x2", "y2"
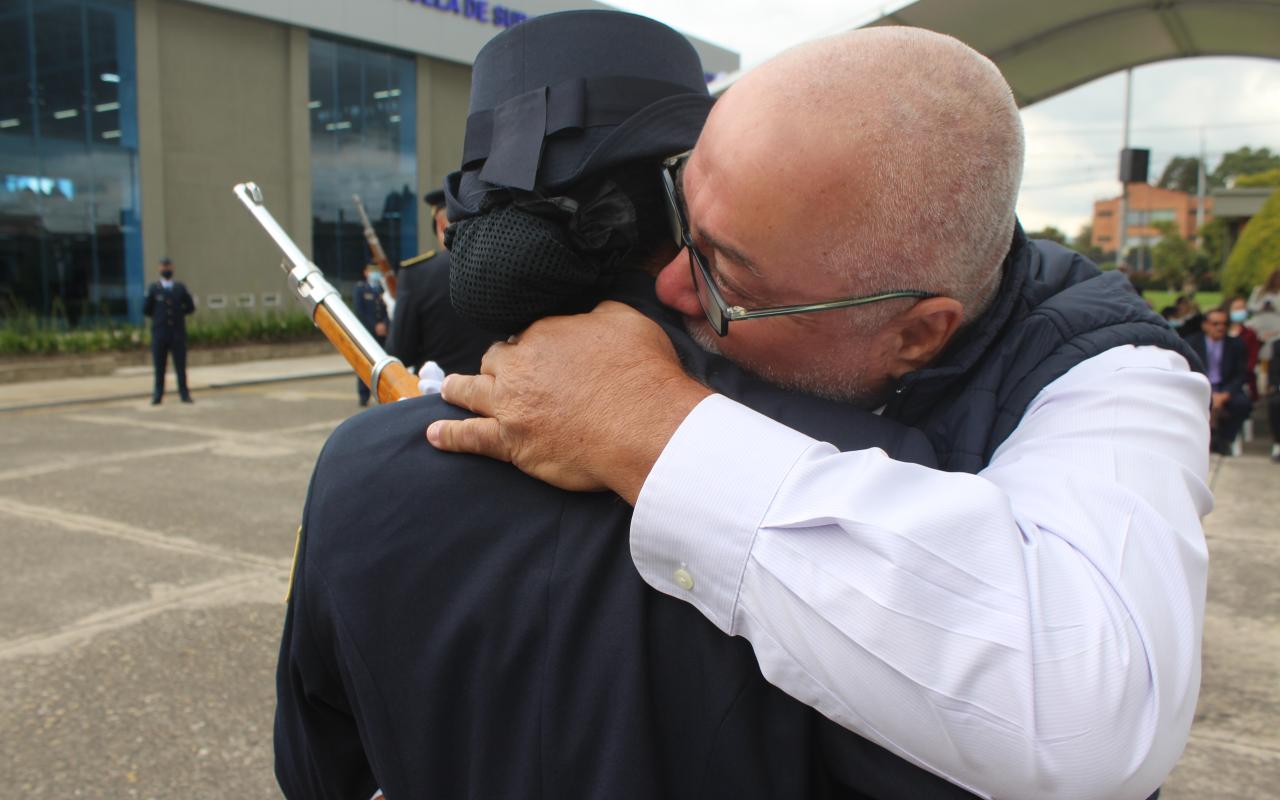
[{"x1": 659, "y1": 150, "x2": 937, "y2": 337}]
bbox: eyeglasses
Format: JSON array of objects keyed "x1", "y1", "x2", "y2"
[{"x1": 659, "y1": 150, "x2": 936, "y2": 337}]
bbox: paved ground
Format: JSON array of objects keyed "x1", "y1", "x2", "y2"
[{"x1": 0, "y1": 364, "x2": 1276, "y2": 798}]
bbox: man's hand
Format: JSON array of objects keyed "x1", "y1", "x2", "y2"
[
  {"x1": 375, "y1": 321, "x2": 388, "y2": 337},
  {"x1": 426, "y1": 301, "x2": 712, "y2": 504},
  {"x1": 1211, "y1": 391, "x2": 1229, "y2": 411}
]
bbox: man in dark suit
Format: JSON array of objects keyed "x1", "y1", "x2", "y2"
[
  {"x1": 385, "y1": 188, "x2": 498, "y2": 376},
  {"x1": 142, "y1": 257, "x2": 195, "y2": 405},
  {"x1": 1188, "y1": 307, "x2": 1252, "y2": 454},
  {"x1": 274, "y1": 12, "x2": 962, "y2": 800}
]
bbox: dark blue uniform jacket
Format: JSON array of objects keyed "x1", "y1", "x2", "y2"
[
  {"x1": 386, "y1": 250, "x2": 500, "y2": 376},
  {"x1": 142, "y1": 281, "x2": 194, "y2": 337}
]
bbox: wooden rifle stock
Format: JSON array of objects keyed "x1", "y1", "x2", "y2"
[
  {"x1": 352, "y1": 194, "x2": 397, "y2": 298},
  {"x1": 312, "y1": 303, "x2": 420, "y2": 403},
  {"x1": 232, "y1": 182, "x2": 421, "y2": 403}
]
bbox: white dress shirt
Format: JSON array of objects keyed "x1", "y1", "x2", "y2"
[{"x1": 631, "y1": 344, "x2": 1212, "y2": 800}]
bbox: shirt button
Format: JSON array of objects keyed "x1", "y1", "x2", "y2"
[{"x1": 673, "y1": 568, "x2": 694, "y2": 591}]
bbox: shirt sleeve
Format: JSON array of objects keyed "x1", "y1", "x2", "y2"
[{"x1": 630, "y1": 344, "x2": 1212, "y2": 800}]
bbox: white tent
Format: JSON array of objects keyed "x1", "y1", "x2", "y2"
[{"x1": 711, "y1": 1, "x2": 1280, "y2": 106}]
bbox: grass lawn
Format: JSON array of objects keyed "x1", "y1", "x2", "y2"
[{"x1": 1143, "y1": 291, "x2": 1224, "y2": 312}]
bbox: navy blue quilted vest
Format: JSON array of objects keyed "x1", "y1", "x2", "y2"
[{"x1": 884, "y1": 225, "x2": 1201, "y2": 474}]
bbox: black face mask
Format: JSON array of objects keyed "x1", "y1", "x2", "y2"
[{"x1": 160, "y1": 269, "x2": 174, "y2": 279}]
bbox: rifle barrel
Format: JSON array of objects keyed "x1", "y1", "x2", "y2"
[{"x1": 232, "y1": 181, "x2": 420, "y2": 403}]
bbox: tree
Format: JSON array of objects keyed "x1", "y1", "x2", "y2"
[
  {"x1": 1071, "y1": 224, "x2": 1106, "y2": 263},
  {"x1": 1222, "y1": 187, "x2": 1280, "y2": 294},
  {"x1": 1157, "y1": 156, "x2": 1204, "y2": 194},
  {"x1": 1211, "y1": 146, "x2": 1280, "y2": 188},
  {"x1": 1028, "y1": 225, "x2": 1067, "y2": 245},
  {"x1": 1150, "y1": 221, "x2": 1195, "y2": 291},
  {"x1": 1198, "y1": 217, "x2": 1230, "y2": 269},
  {"x1": 1235, "y1": 168, "x2": 1280, "y2": 188}
]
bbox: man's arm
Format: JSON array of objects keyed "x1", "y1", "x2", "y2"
[
  {"x1": 181, "y1": 286, "x2": 195, "y2": 316},
  {"x1": 429, "y1": 302, "x2": 707, "y2": 500},
  {"x1": 1222, "y1": 338, "x2": 1248, "y2": 396},
  {"x1": 142, "y1": 286, "x2": 155, "y2": 318},
  {"x1": 429, "y1": 303, "x2": 1212, "y2": 799},
  {"x1": 630, "y1": 347, "x2": 1210, "y2": 799}
]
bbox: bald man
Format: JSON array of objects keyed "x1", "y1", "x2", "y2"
[{"x1": 430, "y1": 28, "x2": 1211, "y2": 800}]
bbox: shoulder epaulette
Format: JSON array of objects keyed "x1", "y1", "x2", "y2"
[{"x1": 399, "y1": 250, "x2": 437, "y2": 269}]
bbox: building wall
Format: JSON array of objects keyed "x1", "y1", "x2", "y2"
[
  {"x1": 178, "y1": 0, "x2": 739, "y2": 76},
  {"x1": 137, "y1": 0, "x2": 474, "y2": 312},
  {"x1": 2, "y1": 0, "x2": 731, "y2": 321},
  {"x1": 1091, "y1": 183, "x2": 1213, "y2": 254},
  {"x1": 139, "y1": 0, "x2": 308, "y2": 310},
  {"x1": 416, "y1": 57, "x2": 472, "y2": 245}
]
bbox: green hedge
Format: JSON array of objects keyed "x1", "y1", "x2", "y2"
[
  {"x1": 0, "y1": 308, "x2": 319, "y2": 357},
  {"x1": 1143, "y1": 291, "x2": 1224, "y2": 312}
]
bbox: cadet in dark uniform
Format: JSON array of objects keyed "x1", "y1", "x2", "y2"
[
  {"x1": 385, "y1": 189, "x2": 499, "y2": 376},
  {"x1": 275, "y1": 12, "x2": 960, "y2": 800},
  {"x1": 352, "y1": 264, "x2": 388, "y2": 406},
  {"x1": 142, "y1": 257, "x2": 195, "y2": 404}
]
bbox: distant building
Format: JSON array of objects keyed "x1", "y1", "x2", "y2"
[
  {"x1": 0, "y1": 0, "x2": 737, "y2": 324},
  {"x1": 1207, "y1": 185, "x2": 1275, "y2": 265},
  {"x1": 1091, "y1": 184, "x2": 1213, "y2": 260}
]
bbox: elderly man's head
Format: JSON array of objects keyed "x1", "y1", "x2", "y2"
[{"x1": 656, "y1": 27, "x2": 1024, "y2": 406}]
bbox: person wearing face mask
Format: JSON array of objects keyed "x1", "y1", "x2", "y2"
[
  {"x1": 142, "y1": 257, "x2": 195, "y2": 405},
  {"x1": 1226, "y1": 295, "x2": 1260, "y2": 402},
  {"x1": 352, "y1": 263, "x2": 389, "y2": 407}
]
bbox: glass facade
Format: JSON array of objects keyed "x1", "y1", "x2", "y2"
[
  {"x1": 0, "y1": 0, "x2": 142, "y2": 324},
  {"x1": 309, "y1": 36, "x2": 417, "y2": 288}
]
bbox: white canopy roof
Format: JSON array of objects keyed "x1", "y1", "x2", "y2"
[
  {"x1": 710, "y1": 1, "x2": 1280, "y2": 106},
  {"x1": 867, "y1": 0, "x2": 1280, "y2": 106}
]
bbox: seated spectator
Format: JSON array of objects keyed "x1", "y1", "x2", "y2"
[
  {"x1": 1174, "y1": 294, "x2": 1205, "y2": 340},
  {"x1": 1227, "y1": 295, "x2": 1261, "y2": 400},
  {"x1": 1188, "y1": 307, "x2": 1253, "y2": 455},
  {"x1": 1248, "y1": 267, "x2": 1280, "y2": 314}
]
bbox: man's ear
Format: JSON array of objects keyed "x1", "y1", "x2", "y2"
[{"x1": 884, "y1": 297, "x2": 964, "y2": 378}]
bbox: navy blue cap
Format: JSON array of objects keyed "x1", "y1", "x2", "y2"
[{"x1": 445, "y1": 10, "x2": 713, "y2": 221}]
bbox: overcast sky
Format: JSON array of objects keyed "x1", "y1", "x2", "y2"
[{"x1": 603, "y1": 0, "x2": 1280, "y2": 238}]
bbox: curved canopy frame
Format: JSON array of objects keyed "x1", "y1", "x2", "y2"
[
  {"x1": 709, "y1": 1, "x2": 1280, "y2": 106},
  {"x1": 865, "y1": 0, "x2": 1280, "y2": 107}
]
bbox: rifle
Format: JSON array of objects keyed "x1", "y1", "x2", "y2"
[
  {"x1": 352, "y1": 194, "x2": 397, "y2": 298},
  {"x1": 232, "y1": 182, "x2": 420, "y2": 403}
]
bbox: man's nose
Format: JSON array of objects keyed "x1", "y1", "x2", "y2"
[{"x1": 655, "y1": 250, "x2": 703, "y2": 318}]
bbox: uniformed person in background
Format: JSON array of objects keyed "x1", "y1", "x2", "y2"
[
  {"x1": 352, "y1": 263, "x2": 389, "y2": 406},
  {"x1": 142, "y1": 257, "x2": 195, "y2": 405},
  {"x1": 385, "y1": 188, "x2": 499, "y2": 376}
]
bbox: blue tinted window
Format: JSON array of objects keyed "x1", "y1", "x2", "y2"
[
  {"x1": 0, "y1": 0, "x2": 142, "y2": 323},
  {"x1": 310, "y1": 36, "x2": 417, "y2": 287}
]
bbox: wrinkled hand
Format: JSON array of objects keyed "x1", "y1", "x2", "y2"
[{"x1": 426, "y1": 301, "x2": 712, "y2": 503}]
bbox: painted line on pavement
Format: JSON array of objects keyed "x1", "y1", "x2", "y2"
[
  {"x1": 0, "y1": 571, "x2": 285, "y2": 660},
  {"x1": 0, "y1": 441, "x2": 214, "y2": 483},
  {"x1": 0, "y1": 497, "x2": 290, "y2": 572}
]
